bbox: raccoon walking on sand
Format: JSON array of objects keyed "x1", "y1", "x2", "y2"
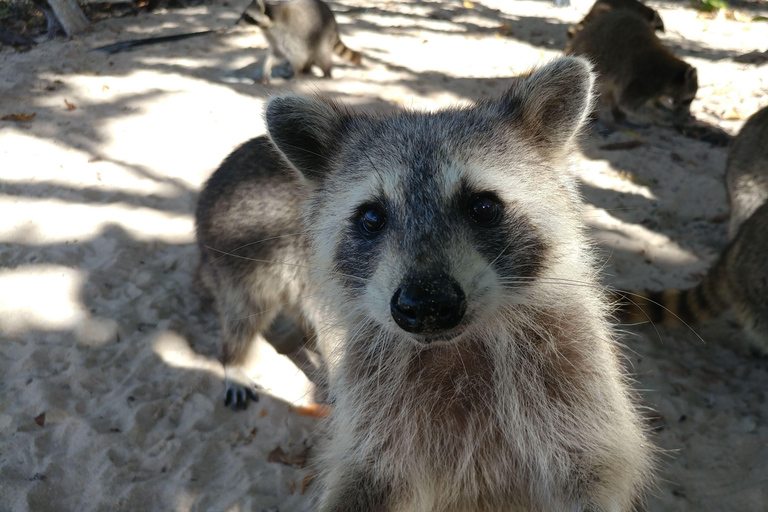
[
  {"x1": 239, "y1": 0, "x2": 361, "y2": 82},
  {"x1": 196, "y1": 57, "x2": 653, "y2": 510},
  {"x1": 567, "y1": 9, "x2": 697, "y2": 125},
  {"x1": 618, "y1": 106, "x2": 768, "y2": 353}
]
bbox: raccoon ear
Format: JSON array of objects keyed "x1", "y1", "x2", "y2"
[
  {"x1": 500, "y1": 57, "x2": 595, "y2": 159},
  {"x1": 265, "y1": 94, "x2": 347, "y2": 186}
]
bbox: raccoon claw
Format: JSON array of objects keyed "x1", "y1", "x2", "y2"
[{"x1": 224, "y1": 384, "x2": 260, "y2": 411}]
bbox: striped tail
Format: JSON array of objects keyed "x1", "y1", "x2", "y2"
[
  {"x1": 334, "y1": 38, "x2": 362, "y2": 65},
  {"x1": 614, "y1": 254, "x2": 733, "y2": 326}
]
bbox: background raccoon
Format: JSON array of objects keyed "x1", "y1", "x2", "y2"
[
  {"x1": 197, "y1": 57, "x2": 653, "y2": 510},
  {"x1": 566, "y1": 0, "x2": 664, "y2": 48},
  {"x1": 726, "y1": 105, "x2": 768, "y2": 240},
  {"x1": 195, "y1": 136, "x2": 322, "y2": 408},
  {"x1": 566, "y1": 9, "x2": 697, "y2": 125},
  {"x1": 239, "y1": 0, "x2": 362, "y2": 82},
  {"x1": 617, "y1": 106, "x2": 768, "y2": 353}
]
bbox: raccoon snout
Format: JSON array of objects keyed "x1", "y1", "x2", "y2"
[{"x1": 390, "y1": 275, "x2": 467, "y2": 337}]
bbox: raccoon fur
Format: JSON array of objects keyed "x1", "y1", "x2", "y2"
[
  {"x1": 617, "y1": 106, "x2": 768, "y2": 353},
  {"x1": 566, "y1": 9, "x2": 697, "y2": 125},
  {"x1": 239, "y1": 0, "x2": 361, "y2": 82},
  {"x1": 566, "y1": 0, "x2": 664, "y2": 49},
  {"x1": 196, "y1": 57, "x2": 654, "y2": 510}
]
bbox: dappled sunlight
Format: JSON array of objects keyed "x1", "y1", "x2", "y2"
[
  {"x1": 0, "y1": 197, "x2": 193, "y2": 244},
  {"x1": 153, "y1": 329, "x2": 316, "y2": 407},
  {"x1": 0, "y1": 265, "x2": 117, "y2": 346},
  {"x1": 584, "y1": 203, "x2": 699, "y2": 267},
  {"x1": 579, "y1": 157, "x2": 658, "y2": 201},
  {"x1": 153, "y1": 329, "x2": 224, "y2": 378}
]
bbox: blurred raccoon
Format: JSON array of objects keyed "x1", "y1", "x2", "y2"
[
  {"x1": 726, "y1": 105, "x2": 768, "y2": 240},
  {"x1": 617, "y1": 106, "x2": 768, "y2": 353},
  {"x1": 196, "y1": 57, "x2": 654, "y2": 510},
  {"x1": 566, "y1": 0, "x2": 664, "y2": 50},
  {"x1": 566, "y1": 9, "x2": 697, "y2": 125},
  {"x1": 239, "y1": 0, "x2": 361, "y2": 82}
]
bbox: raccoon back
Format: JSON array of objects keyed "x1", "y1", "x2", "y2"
[
  {"x1": 726, "y1": 105, "x2": 768, "y2": 239},
  {"x1": 195, "y1": 136, "x2": 307, "y2": 275},
  {"x1": 568, "y1": 10, "x2": 694, "y2": 108},
  {"x1": 567, "y1": 0, "x2": 663, "y2": 43}
]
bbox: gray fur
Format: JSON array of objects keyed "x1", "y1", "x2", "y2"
[
  {"x1": 195, "y1": 137, "x2": 321, "y2": 408},
  {"x1": 726, "y1": 105, "x2": 768, "y2": 240},
  {"x1": 240, "y1": 0, "x2": 361, "y2": 82},
  {"x1": 197, "y1": 57, "x2": 654, "y2": 509}
]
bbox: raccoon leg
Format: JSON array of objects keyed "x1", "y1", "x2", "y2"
[
  {"x1": 260, "y1": 52, "x2": 277, "y2": 84},
  {"x1": 315, "y1": 51, "x2": 333, "y2": 78},
  {"x1": 217, "y1": 283, "x2": 279, "y2": 410},
  {"x1": 263, "y1": 314, "x2": 327, "y2": 393}
]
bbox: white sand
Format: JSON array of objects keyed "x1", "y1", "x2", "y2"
[{"x1": 1, "y1": 0, "x2": 767, "y2": 510}]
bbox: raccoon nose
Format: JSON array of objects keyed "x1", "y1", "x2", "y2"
[{"x1": 390, "y1": 275, "x2": 467, "y2": 335}]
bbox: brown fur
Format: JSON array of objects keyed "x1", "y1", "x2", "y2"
[
  {"x1": 566, "y1": 0, "x2": 664, "y2": 48},
  {"x1": 567, "y1": 9, "x2": 697, "y2": 124}
]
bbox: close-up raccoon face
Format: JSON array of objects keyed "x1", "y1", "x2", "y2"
[
  {"x1": 265, "y1": 58, "x2": 594, "y2": 346},
  {"x1": 325, "y1": 145, "x2": 554, "y2": 345}
]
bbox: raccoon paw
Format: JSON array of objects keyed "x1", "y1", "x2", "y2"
[
  {"x1": 224, "y1": 368, "x2": 261, "y2": 411},
  {"x1": 224, "y1": 384, "x2": 259, "y2": 411}
]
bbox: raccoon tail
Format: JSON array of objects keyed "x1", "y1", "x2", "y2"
[
  {"x1": 614, "y1": 255, "x2": 733, "y2": 326},
  {"x1": 334, "y1": 38, "x2": 362, "y2": 65}
]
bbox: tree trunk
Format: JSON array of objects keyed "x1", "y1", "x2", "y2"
[{"x1": 45, "y1": 0, "x2": 90, "y2": 37}]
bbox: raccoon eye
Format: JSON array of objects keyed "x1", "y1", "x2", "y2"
[
  {"x1": 468, "y1": 194, "x2": 501, "y2": 226},
  {"x1": 358, "y1": 206, "x2": 386, "y2": 236}
]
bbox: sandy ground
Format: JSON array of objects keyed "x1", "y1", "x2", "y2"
[{"x1": 1, "y1": 0, "x2": 768, "y2": 510}]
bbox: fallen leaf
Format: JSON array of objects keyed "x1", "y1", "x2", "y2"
[
  {"x1": 64, "y1": 99, "x2": 76, "y2": 111},
  {"x1": 463, "y1": 0, "x2": 475, "y2": 7},
  {"x1": 293, "y1": 403, "x2": 332, "y2": 418},
  {"x1": 300, "y1": 472, "x2": 316, "y2": 494},
  {"x1": 243, "y1": 426, "x2": 258, "y2": 445},
  {"x1": 726, "y1": 10, "x2": 752, "y2": 22},
  {"x1": 615, "y1": 170, "x2": 655, "y2": 187},
  {"x1": 88, "y1": 157, "x2": 102, "y2": 164},
  {"x1": 1, "y1": 113, "x2": 36, "y2": 122},
  {"x1": 96, "y1": 172, "x2": 102, "y2": 181},
  {"x1": 722, "y1": 107, "x2": 747, "y2": 120},
  {"x1": 267, "y1": 446, "x2": 309, "y2": 468},
  {"x1": 102, "y1": 84, "x2": 110, "y2": 92},
  {"x1": 259, "y1": 408, "x2": 268, "y2": 418},
  {"x1": 34, "y1": 412, "x2": 46, "y2": 427}
]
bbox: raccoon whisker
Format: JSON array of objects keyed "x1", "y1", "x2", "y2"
[
  {"x1": 208, "y1": 233, "x2": 305, "y2": 264},
  {"x1": 234, "y1": 292, "x2": 325, "y2": 321},
  {"x1": 203, "y1": 245, "x2": 371, "y2": 283},
  {"x1": 274, "y1": 140, "x2": 327, "y2": 160},
  {"x1": 612, "y1": 291, "x2": 705, "y2": 345},
  {"x1": 484, "y1": 240, "x2": 514, "y2": 272},
  {"x1": 500, "y1": 277, "x2": 706, "y2": 344}
]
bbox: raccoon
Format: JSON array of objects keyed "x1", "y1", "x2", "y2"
[
  {"x1": 566, "y1": 0, "x2": 664, "y2": 48},
  {"x1": 196, "y1": 57, "x2": 654, "y2": 510},
  {"x1": 239, "y1": 0, "x2": 362, "y2": 83},
  {"x1": 726, "y1": 105, "x2": 768, "y2": 240},
  {"x1": 566, "y1": 9, "x2": 697, "y2": 125},
  {"x1": 617, "y1": 106, "x2": 768, "y2": 352}
]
